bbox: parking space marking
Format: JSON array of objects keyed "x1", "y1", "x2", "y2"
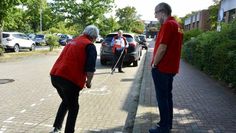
[
  {"x1": 0, "y1": 126, "x2": 7, "y2": 133},
  {"x1": 3, "y1": 117, "x2": 15, "y2": 123},
  {"x1": 30, "y1": 103, "x2": 36, "y2": 107},
  {"x1": 24, "y1": 122, "x2": 38, "y2": 126},
  {"x1": 40, "y1": 98, "x2": 45, "y2": 101},
  {"x1": 81, "y1": 86, "x2": 111, "y2": 95},
  {"x1": 20, "y1": 109, "x2": 26, "y2": 113}
]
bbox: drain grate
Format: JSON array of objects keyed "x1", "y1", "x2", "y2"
[{"x1": 0, "y1": 79, "x2": 15, "y2": 84}]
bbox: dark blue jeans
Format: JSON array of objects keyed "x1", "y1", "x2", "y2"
[
  {"x1": 51, "y1": 75, "x2": 81, "y2": 133},
  {"x1": 151, "y1": 68, "x2": 175, "y2": 132}
]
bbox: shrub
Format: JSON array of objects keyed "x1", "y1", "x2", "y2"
[
  {"x1": 182, "y1": 21, "x2": 236, "y2": 87},
  {"x1": 183, "y1": 29, "x2": 203, "y2": 42},
  {"x1": 46, "y1": 34, "x2": 60, "y2": 51},
  {"x1": 0, "y1": 44, "x2": 4, "y2": 56}
]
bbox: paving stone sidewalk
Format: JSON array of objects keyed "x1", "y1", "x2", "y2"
[{"x1": 133, "y1": 42, "x2": 236, "y2": 133}]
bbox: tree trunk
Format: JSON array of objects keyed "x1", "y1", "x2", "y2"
[{"x1": 0, "y1": 21, "x2": 4, "y2": 56}]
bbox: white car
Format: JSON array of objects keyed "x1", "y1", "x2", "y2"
[
  {"x1": 2, "y1": 32, "x2": 36, "y2": 52},
  {"x1": 95, "y1": 35, "x2": 104, "y2": 43}
]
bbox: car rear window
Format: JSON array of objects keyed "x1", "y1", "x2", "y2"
[
  {"x1": 35, "y1": 34, "x2": 44, "y2": 39},
  {"x1": 105, "y1": 34, "x2": 134, "y2": 43},
  {"x1": 2, "y1": 33, "x2": 10, "y2": 38}
]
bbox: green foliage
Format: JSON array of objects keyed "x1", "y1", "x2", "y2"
[
  {"x1": 116, "y1": 6, "x2": 141, "y2": 32},
  {"x1": 46, "y1": 34, "x2": 60, "y2": 51},
  {"x1": 97, "y1": 16, "x2": 120, "y2": 36},
  {"x1": 0, "y1": 45, "x2": 4, "y2": 56},
  {"x1": 182, "y1": 21, "x2": 236, "y2": 87},
  {"x1": 183, "y1": 29, "x2": 203, "y2": 42},
  {"x1": 46, "y1": 21, "x2": 80, "y2": 35},
  {"x1": 132, "y1": 20, "x2": 145, "y2": 34},
  {"x1": 208, "y1": 4, "x2": 220, "y2": 30},
  {"x1": 24, "y1": 0, "x2": 48, "y2": 32}
]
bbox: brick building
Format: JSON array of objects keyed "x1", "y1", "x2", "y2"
[{"x1": 184, "y1": 10, "x2": 210, "y2": 31}]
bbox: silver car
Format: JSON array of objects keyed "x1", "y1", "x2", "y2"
[{"x1": 2, "y1": 32, "x2": 36, "y2": 52}]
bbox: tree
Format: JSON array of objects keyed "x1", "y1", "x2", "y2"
[
  {"x1": 0, "y1": 0, "x2": 25, "y2": 54},
  {"x1": 24, "y1": 0, "x2": 48, "y2": 32},
  {"x1": 132, "y1": 20, "x2": 145, "y2": 34},
  {"x1": 213, "y1": 0, "x2": 220, "y2": 4},
  {"x1": 51, "y1": 0, "x2": 114, "y2": 29},
  {"x1": 208, "y1": 4, "x2": 220, "y2": 30},
  {"x1": 50, "y1": 0, "x2": 79, "y2": 23},
  {"x1": 97, "y1": 16, "x2": 120, "y2": 36},
  {"x1": 116, "y1": 6, "x2": 141, "y2": 32},
  {"x1": 76, "y1": 0, "x2": 114, "y2": 28}
]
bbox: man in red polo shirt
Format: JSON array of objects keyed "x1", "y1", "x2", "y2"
[{"x1": 149, "y1": 2, "x2": 183, "y2": 133}]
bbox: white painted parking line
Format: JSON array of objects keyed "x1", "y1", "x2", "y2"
[
  {"x1": 40, "y1": 98, "x2": 45, "y2": 101},
  {"x1": 0, "y1": 126, "x2": 7, "y2": 132},
  {"x1": 20, "y1": 109, "x2": 26, "y2": 113},
  {"x1": 3, "y1": 117, "x2": 15, "y2": 123},
  {"x1": 30, "y1": 103, "x2": 36, "y2": 107},
  {"x1": 6, "y1": 117, "x2": 15, "y2": 121},
  {"x1": 24, "y1": 122, "x2": 38, "y2": 126}
]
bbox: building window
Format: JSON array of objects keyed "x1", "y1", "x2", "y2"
[{"x1": 229, "y1": 9, "x2": 236, "y2": 22}]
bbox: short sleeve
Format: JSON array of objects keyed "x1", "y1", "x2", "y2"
[{"x1": 160, "y1": 22, "x2": 172, "y2": 45}]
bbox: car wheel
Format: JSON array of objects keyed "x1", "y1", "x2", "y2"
[
  {"x1": 30, "y1": 44, "x2": 36, "y2": 51},
  {"x1": 133, "y1": 60, "x2": 138, "y2": 67},
  {"x1": 14, "y1": 45, "x2": 20, "y2": 52},
  {"x1": 101, "y1": 59, "x2": 106, "y2": 65}
]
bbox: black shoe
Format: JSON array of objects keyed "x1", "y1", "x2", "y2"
[
  {"x1": 156, "y1": 122, "x2": 172, "y2": 129},
  {"x1": 49, "y1": 128, "x2": 61, "y2": 133},
  {"x1": 149, "y1": 126, "x2": 170, "y2": 133},
  {"x1": 118, "y1": 70, "x2": 124, "y2": 73}
]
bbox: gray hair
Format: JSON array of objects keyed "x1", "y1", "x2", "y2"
[
  {"x1": 118, "y1": 30, "x2": 123, "y2": 34},
  {"x1": 82, "y1": 25, "x2": 99, "y2": 39},
  {"x1": 155, "y1": 2, "x2": 172, "y2": 16}
]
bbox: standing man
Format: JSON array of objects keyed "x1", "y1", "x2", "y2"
[
  {"x1": 149, "y1": 2, "x2": 183, "y2": 133},
  {"x1": 49, "y1": 25, "x2": 99, "y2": 133},
  {"x1": 111, "y1": 30, "x2": 128, "y2": 73}
]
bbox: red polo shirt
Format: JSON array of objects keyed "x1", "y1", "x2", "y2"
[{"x1": 152, "y1": 17, "x2": 183, "y2": 74}]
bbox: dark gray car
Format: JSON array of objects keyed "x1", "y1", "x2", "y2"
[{"x1": 100, "y1": 33, "x2": 142, "y2": 67}]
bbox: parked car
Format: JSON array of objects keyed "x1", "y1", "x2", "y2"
[
  {"x1": 33, "y1": 34, "x2": 47, "y2": 45},
  {"x1": 2, "y1": 32, "x2": 36, "y2": 52},
  {"x1": 95, "y1": 35, "x2": 104, "y2": 43},
  {"x1": 138, "y1": 35, "x2": 148, "y2": 50},
  {"x1": 58, "y1": 34, "x2": 73, "y2": 46},
  {"x1": 100, "y1": 33, "x2": 142, "y2": 66}
]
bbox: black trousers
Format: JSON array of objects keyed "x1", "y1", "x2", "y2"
[
  {"x1": 51, "y1": 75, "x2": 81, "y2": 133},
  {"x1": 151, "y1": 68, "x2": 175, "y2": 132},
  {"x1": 112, "y1": 49, "x2": 125, "y2": 71}
]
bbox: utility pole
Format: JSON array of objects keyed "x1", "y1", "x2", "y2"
[{"x1": 40, "y1": 8, "x2": 42, "y2": 33}]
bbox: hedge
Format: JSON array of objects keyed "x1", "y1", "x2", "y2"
[{"x1": 182, "y1": 20, "x2": 236, "y2": 87}]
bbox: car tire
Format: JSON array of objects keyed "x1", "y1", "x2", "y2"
[
  {"x1": 30, "y1": 44, "x2": 36, "y2": 51},
  {"x1": 133, "y1": 60, "x2": 138, "y2": 67},
  {"x1": 14, "y1": 44, "x2": 20, "y2": 52},
  {"x1": 101, "y1": 59, "x2": 106, "y2": 65}
]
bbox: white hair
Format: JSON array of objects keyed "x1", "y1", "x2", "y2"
[{"x1": 82, "y1": 25, "x2": 99, "y2": 39}]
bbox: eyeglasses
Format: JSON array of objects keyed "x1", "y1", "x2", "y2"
[{"x1": 154, "y1": 9, "x2": 162, "y2": 15}]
